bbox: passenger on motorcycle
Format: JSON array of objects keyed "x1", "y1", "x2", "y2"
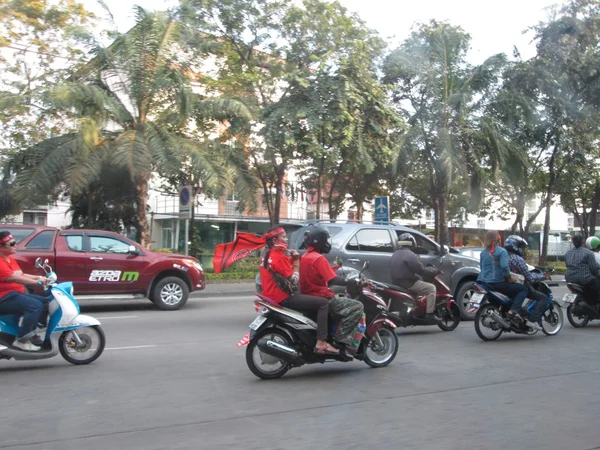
[
  {"x1": 0, "y1": 231, "x2": 50, "y2": 352},
  {"x1": 565, "y1": 234, "x2": 600, "y2": 306},
  {"x1": 390, "y1": 233, "x2": 441, "y2": 322},
  {"x1": 505, "y1": 235, "x2": 545, "y2": 330},
  {"x1": 477, "y1": 231, "x2": 528, "y2": 324},
  {"x1": 585, "y1": 236, "x2": 600, "y2": 265},
  {"x1": 259, "y1": 226, "x2": 339, "y2": 355},
  {"x1": 299, "y1": 226, "x2": 364, "y2": 351}
]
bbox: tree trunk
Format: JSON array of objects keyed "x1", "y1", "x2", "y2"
[
  {"x1": 136, "y1": 175, "x2": 150, "y2": 248},
  {"x1": 438, "y1": 190, "x2": 450, "y2": 245},
  {"x1": 316, "y1": 156, "x2": 325, "y2": 220},
  {"x1": 589, "y1": 181, "x2": 600, "y2": 237},
  {"x1": 540, "y1": 149, "x2": 558, "y2": 265}
]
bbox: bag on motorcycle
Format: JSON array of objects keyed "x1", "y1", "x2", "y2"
[
  {"x1": 346, "y1": 313, "x2": 366, "y2": 353},
  {"x1": 268, "y1": 267, "x2": 298, "y2": 295}
]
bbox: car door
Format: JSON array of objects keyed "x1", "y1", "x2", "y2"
[
  {"x1": 85, "y1": 234, "x2": 150, "y2": 294},
  {"x1": 54, "y1": 232, "x2": 92, "y2": 293},
  {"x1": 402, "y1": 231, "x2": 453, "y2": 287},
  {"x1": 343, "y1": 228, "x2": 395, "y2": 283}
]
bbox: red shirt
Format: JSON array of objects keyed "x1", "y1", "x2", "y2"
[
  {"x1": 260, "y1": 248, "x2": 294, "y2": 304},
  {"x1": 300, "y1": 249, "x2": 336, "y2": 299},
  {"x1": 0, "y1": 256, "x2": 26, "y2": 298}
]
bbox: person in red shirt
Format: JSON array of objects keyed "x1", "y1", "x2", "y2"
[
  {"x1": 0, "y1": 231, "x2": 50, "y2": 352},
  {"x1": 260, "y1": 226, "x2": 339, "y2": 355},
  {"x1": 300, "y1": 226, "x2": 364, "y2": 350}
]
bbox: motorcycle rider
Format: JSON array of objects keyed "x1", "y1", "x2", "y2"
[
  {"x1": 585, "y1": 236, "x2": 600, "y2": 265},
  {"x1": 390, "y1": 233, "x2": 441, "y2": 322},
  {"x1": 0, "y1": 231, "x2": 50, "y2": 351},
  {"x1": 565, "y1": 234, "x2": 600, "y2": 308},
  {"x1": 299, "y1": 226, "x2": 364, "y2": 351},
  {"x1": 477, "y1": 231, "x2": 529, "y2": 324},
  {"x1": 259, "y1": 226, "x2": 339, "y2": 355},
  {"x1": 504, "y1": 235, "x2": 546, "y2": 330}
]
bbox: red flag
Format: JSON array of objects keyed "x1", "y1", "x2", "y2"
[
  {"x1": 212, "y1": 232, "x2": 266, "y2": 274},
  {"x1": 236, "y1": 331, "x2": 250, "y2": 347}
]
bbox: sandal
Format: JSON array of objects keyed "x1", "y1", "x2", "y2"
[{"x1": 314, "y1": 343, "x2": 339, "y2": 355}]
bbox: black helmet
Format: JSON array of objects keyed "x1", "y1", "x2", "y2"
[
  {"x1": 303, "y1": 225, "x2": 332, "y2": 254},
  {"x1": 398, "y1": 233, "x2": 416, "y2": 248},
  {"x1": 505, "y1": 235, "x2": 528, "y2": 257}
]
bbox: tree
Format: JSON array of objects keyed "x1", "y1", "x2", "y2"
[
  {"x1": 383, "y1": 21, "x2": 513, "y2": 244},
  {"x1": 5, "y1": 8, "x2": 251, "y2": 246}
]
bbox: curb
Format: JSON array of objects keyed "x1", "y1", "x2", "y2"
[{"x1": 206, "y1": 280, "x2": 255, "y2": 285}]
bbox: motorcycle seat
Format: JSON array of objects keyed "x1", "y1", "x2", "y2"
[
  {"x1": 378, "y1": 282, "x2": 412, "y2": 295},
  {"x1": 566, "y1": 283, "x2": 585, "y2": 294}
]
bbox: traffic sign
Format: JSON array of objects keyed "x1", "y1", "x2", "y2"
[
  {"x1": 179, "y1": 185, "x2": 192, "y2": 219},
  {"x1": 374, "y1": 196, "x2": 390, "y2": 223}
]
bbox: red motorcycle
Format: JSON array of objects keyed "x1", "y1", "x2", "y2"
[{"x1": 366, "y1": 276, "x2": 461, "y2": 331}]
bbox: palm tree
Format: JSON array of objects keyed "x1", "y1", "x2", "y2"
[{"x1": 4, "y1": 7, "x2": 252, "y2": 246}]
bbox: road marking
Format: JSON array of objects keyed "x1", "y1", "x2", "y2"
[
  {"x1": 97, "y1": 316, "x2": 138, "y2": 320},
  {"x1": 106, "y1": 345, "x2": 156, "y2": 351}
]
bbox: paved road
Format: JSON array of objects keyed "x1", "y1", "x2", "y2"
[{"x1": 2, "y1": 285, "x2": 600, "y2": 450}]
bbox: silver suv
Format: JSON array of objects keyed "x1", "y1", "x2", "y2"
[{"x1": 257, "y1": 221, "x2": 481, "y2": 319}]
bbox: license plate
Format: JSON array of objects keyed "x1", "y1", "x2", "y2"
[
  {"x1": 249, "y1": 315, "x2": 267, "y2": 330},
  {"x1": 562, "y1": 293, "x2": 577, "y2": 304},
  {"x1": 471, "y1": 293, "x2": 485, "y2": 305}
]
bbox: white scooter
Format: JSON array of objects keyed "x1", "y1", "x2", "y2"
[{"x1": 0, "y1": 258, "x2": 105, "y2": 365}]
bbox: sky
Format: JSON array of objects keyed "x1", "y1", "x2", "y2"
[{"x1": 82, "y1": 0, "x2": 562, "y2": 63}]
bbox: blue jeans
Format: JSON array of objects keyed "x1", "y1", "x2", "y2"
[
  {"x1": 0, "y1": 292, "x2": 48, "y2": 339},
  {"x1": 487, "y1": 282, "x2": 529, "y2": 314}
]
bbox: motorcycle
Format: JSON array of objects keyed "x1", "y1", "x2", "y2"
[
  {"x1": 240, "y1": 262, "x2": 398, "y2": 379},
  {"x1": 562, "y1": 283, "x2": 600, "y2": 328},
  {"x1": 470, "y1": 278, "x2": 563, "y2": 341},
  {"x1": 365, "y1": 276, "x2": 461, "y2": 331},
  {"x1": 0, "y1": 258, "x2": 106, "y2": 365}
]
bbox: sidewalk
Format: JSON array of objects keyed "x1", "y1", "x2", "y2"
[{"x1": 193, "y1": 280, "x2": 256, "y2": 297}]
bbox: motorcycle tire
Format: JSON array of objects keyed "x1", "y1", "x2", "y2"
[
  {"x1": 474, "y1": 304, "x2": 503, "y2": 341},
  {"x1": 566, "y1": 304, "x2": 590, "y2": 328},
  {"x1": 541, "y1": 301, "x2": 563, "y2": 336},
  {"x1": 59, "y1": 325, "x2": 106, "y2": 365},
  {"x1": 246, "y1": 328, "x2": 291, "y2": 379},
  {"x1": 437, "y1": 303, "x2": 461, "y2": 331},
  {"x1": 364, "y1": 326, "x2": 398, "y2": 368}
]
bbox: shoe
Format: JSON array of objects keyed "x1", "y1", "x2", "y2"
[
  {"x1": 526, "y1": 320, "x2": 542, "y2": 331},
  {"x1": 425, "y1": 313, "x2": 441, "y2": 323},
  {"x1": 12, "y1": 340, "x2": 41, "y2": 352}
]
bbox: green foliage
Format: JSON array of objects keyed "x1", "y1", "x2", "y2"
[{"x1": 205, "y1": 271, "x2": 256, "y2": 280}]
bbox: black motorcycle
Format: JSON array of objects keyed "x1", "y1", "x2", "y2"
[{"x1": 563, "y1": 283, "x2": 600, "y2": 328}]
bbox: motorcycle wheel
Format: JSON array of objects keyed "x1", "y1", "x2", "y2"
[
  {"x1": 59, "y1": 326, "x2": 106, "y2": 365},
  {"x1": 541, "y1": 301, "x2": 563, "y2": 336},
  {"x1": 364, "y1": 326, "x2": 398, "y2": 368},
  {"x1": 567, "y1": 304, "x2": 590, "y2": 328},
  {"x1": 437, "y1": 303, "x2": 461, "y2": 331},
  {"x1": 246, "y1": 328, "x2": 291, "y2": 379},
  {"x1": 474, "y1": 304, "x2": 503, "y2": 341}
]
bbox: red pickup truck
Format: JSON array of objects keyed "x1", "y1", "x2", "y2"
[{"x1": 0, "y1": 225, "x2": 205, "y2": 310}]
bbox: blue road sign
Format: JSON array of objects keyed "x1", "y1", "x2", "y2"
[
  {"x1": 180, "y1": 186, "x2": 191, "y2": 207},
  {"x1": 374, "y1": 196, "x2": 390, "y2": 223}
]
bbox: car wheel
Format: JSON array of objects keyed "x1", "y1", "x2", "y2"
[
  {"x1": 152, "y1": 276, "x2": 189, "y2": 311},
  {"x1": 456, "y1": 281, "x2": 477, "y2": 320}
]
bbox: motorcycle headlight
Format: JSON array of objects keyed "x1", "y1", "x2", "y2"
[{"x1": 70, "y1": 285, "x2": 74, "y2": 296}]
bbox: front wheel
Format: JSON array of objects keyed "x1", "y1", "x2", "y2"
[
  {"x1": 59, "y1": 326, "x2": 106, "y2": 365},
  {"x1": 437, "y1": 302, "x2": 461, "y2": 331},
  {"x1": 474, "y1": 304, "x2": 503, "y2": 341},
  {"x1": 541, "y1": 301, "x2": 563, "y2": 336},
  {"x1": 455, "y1": 281, "x2": 477, "y2": 320},
  {"x1": 152, "y1": 276, "x2": 189, "y2": 311},
  {"x1": 246, "y1": 328, "x2": 291, "y2": 379},
  {"x1": 364, "y1": 326, "x2": 398, "y2": 368},
  {"x1": 567, "y1": 304, "x2": 590, "y2": 328}
]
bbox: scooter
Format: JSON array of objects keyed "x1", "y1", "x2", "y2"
[
  {"x1": 0, "y1": 258, "x2": 106, "y2": 365},
  {"x1": 563, "y1": 283, "x2": 600, "y2": 328},
  {"x1": 240, "y1": 262, "x2": 398, "y2": 379}
]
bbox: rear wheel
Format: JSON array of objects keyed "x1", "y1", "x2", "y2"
[
  {"x1": 364, "y1": 326, "x2": 398, "y2": 368},
  {"x1": 541, "y1": 301, "x2": 563, "y2": 336},
  {"x1": 567, "y1": 304, "x2": 590, "y2": 328},
  {"x1": 437, "y1": 302, "x2": 461, "y2": 331},
  {"x1": 152, "y1": 276, "x2": 189, "y2": 311},
  {"x1": 246, "y1": 328, "x2": 291, "y2": 379},
  {"x1": 474, "y1": 304, "x2": 503, "y2": 341}
]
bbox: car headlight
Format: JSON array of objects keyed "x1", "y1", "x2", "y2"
[{"x1": 193, "y1": 262, "x2": 203, "y2": 272}]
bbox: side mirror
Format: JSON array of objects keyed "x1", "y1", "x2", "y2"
[
  {"x1": 362, "y1": 261, "x2": 370, "y2": 270},
  {"x1": 333, "y1": 256, "x2": 342, "y2": 267},
  {"x1": 35, "y1": 258, "x2": 43, "y2": 268},
  {"x1": 44, "y1": 259, "x2": 49, "y2": 266},
  {"x1": 128, "y1": 245, "x2": 139, "y2": 255}
]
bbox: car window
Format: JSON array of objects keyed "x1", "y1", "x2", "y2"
[
  {"x1": 0, "y1": 228, "x2": 35, "y2": 243},
  {"x1": 90, "y1": 236, "x2": 130, "y2": 254},
  {"x1": 65, "y1": 235, "x2": 84, "y2": 252},
  {"x1": 294, "y1": 225, "x2": 343, "y2": 250},
  {"x1": 347, "y1": 229, "x2": 394, "y2": 253},
  {"x1": 25, "y1": 230, "x2": 54, "y2": 249},
  {"x1": 397, "y1": 231, "x2": 439, "y2": 255}
]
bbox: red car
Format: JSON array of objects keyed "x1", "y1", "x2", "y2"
[{"x1": 0, "y1": 225, "x2": 205, "y2": 310}]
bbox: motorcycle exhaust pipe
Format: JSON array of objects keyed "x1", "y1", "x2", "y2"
[
  {"x1": 488, "y1": 311, "x2": 512, "y2": 330},
  {"x1": 257, "y1": 338, "x2": 302, "y2": 362}
]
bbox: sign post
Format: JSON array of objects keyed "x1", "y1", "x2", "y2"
[
  {"x1": 179, "y1": 186, "x2": 192, "y2": 255},
  {"x1": 374, "y1": 196, "x2": 390, "y2": 224}
]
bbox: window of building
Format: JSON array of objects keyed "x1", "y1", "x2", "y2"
[{"x1": 477, "y1": 219, "x2": 485, "y2": 229}]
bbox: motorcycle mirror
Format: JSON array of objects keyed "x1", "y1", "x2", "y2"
[
  {"x1": 35, "y1": 258, "x2": 43, "y2": 268},
  {"x1": 440, "y1": 245, "x2": 449, "y2": 255},
  {"x1": 361, "y1": 261, "x2": 370, "y2": 272},
  {"x1": 44, "y1": 259, "x2": 49, "y2": 266}
]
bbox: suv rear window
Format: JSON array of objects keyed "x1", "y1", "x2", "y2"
[
  {"x1": 0, "y1": 228, "x2": 35, "y2": 243},
  {"x1": 347, "y1": 229, "x2": 394, "y2": 253}
]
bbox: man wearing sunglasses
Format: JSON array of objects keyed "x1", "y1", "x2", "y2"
[{"x1": 0, "y1": 231, "x2": 50, "y2": 351}]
